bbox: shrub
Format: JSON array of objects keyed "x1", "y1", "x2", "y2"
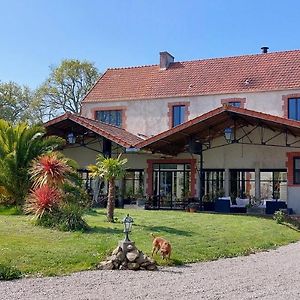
[
  {"x1": 273, "y1": 210, "x2": 287, "y2": 224},
  {"x1": 36, "y1": 206, "x2": 89, "y2": 232},
  {"x1": 273, "y1": 210, "x2": 300, "y2": 230},
  {"x1": 30, "y1": 152, "x2": 74, "y2": 188},
  {"x1": 61, "y1": 183, "x2": 91, "y2": 210},
  {"x1": 34, "y1": 184, "x2": 90, "y2": 231},
  {"x1": 24, "y1": 185, "x2": 62, "y2": 218},
  {"x1": 26, "y1": 153, "x2": 90, "y2": 231},
  {"x1": 57, "y1": 203, "x2": 89, "y2": 231},
  {"x1": 0, "y1": 264, "x2": 22, "y2": 280}
]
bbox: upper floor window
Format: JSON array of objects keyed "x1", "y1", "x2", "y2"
[
  {"x1": 288, "y1": 98, "x2": 300, "y2": 121},
  {"x1": 95, "y1": 110, "x2": 122, "y2": 127},
  {"x1": 172, "y1": 105, "x2": 185, "y2": 127},
  {"x1": 221, "y1": 98, "x2": 246, "y2": 109},
  {"x1": 294, "y1": 157, "x2": 300, "y2": 184},
  {"x1": 228, "y1": 101, "x2": 241, "y2": 107}
]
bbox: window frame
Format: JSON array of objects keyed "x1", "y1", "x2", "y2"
[
  {"x1": 229, "y1": 169, "x2": 255, "y2": 198},
  {"x1": 228, "y1": 101, "x2": 241, "y2": 107},
  {"x1": 124, "y1": 169, "x2": 145, "y2": 199},
  {"x1": 293, "y1": 157, "x2": 300, "y2": 184},
  {"x1": 202, "y1": 169, "x2": 225, "y2": 200},
  {"x1": 168, "y1": 102, "x2": 190, "y2": 129},
  {"x1": 95, "y1": 109, "x2": 123, "y2": 127},
  {"x1": 260, "y1": 169, "x2": 287, "y2": 200},
  {"x1": 172, "y1": 105, "x2": 185, "y2": 127},
  {"x1": 221, "y1": 98, "x2": 246, "y2": 108},
  {"x1": 288, "y1": 98, "x2": 300, "y2": 121},
  {"x1": 152, "y1": 163, "x2": 192, "y2": 208}
]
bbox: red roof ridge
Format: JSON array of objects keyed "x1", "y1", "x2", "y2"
[
  {"x1": 103, "y1": 49, "x2": 300, "y2": 71},
  {"x1": 107, "y1": 64, "x2": 159, "y2": 71},
  {"x1": 175, "y1": 48, "x2": 300, "y2": 65}
]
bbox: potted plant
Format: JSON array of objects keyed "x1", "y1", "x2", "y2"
[
  {"x1": 186, "y1": 202, "x2": 200, "y2": 213},
  {"x1": 124, "y1": 187, "x2": 134, "y2": 205},
  {"x1": 202, "y1": 193, "x2": 215, "y2": 211},
  {"x1": 135, "y1": 186, "x2": 146, "y2": 207}
]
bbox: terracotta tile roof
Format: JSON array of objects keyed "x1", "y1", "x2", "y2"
[
  {"x1": 83, "y1": 50, "x2": 300, "y2": 103},
  {"x1": 44, "y1": 112, "x2": 142, "y2": 148},
  {"x1": 137, "y1": 105, "x2": 300, "y2": 154}
]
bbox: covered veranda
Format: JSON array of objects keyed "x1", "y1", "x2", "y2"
[
  {"x1": 45, "y1": 112, "x2": 143, "y2": 206},
  {"x1": 137, "y1": 105, "x2": 300, "y2": 214}
]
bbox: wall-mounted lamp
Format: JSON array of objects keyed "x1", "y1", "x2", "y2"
[
  {"x1": 224, "y1": 128, "x2": 234, "y2": 144},
  {"x1": 67, "y1": 132, "x2": 76, "y2": 144}
]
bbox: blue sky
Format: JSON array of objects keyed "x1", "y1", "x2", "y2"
[{"x1": 0, "y1": 0, "x2": 299, "y2": 88}]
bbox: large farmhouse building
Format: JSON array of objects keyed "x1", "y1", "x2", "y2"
[{"x1": 46, "y1": 48, "x2": 300, "y2": 213}]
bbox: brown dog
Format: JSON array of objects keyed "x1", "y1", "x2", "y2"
[{"x1": 151, "y1": 233, "x2": 172, "y2": 259}]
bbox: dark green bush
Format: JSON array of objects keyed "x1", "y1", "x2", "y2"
[
  {"x1": 36, "y1": 208, "x2": 89, "y2": 232},
  {"x1": 0, "y1": 264, "x2": 22, "y2": 280},
  {"x1": 35, "y1": 184, "x2": 90, "y2": 232},
  {"x1": 61, "y1": 183, "x2": 92, "y2": 209},
  {"x1": 35, "y1": 210, "x2": 61, "y2": 228},
  {"x1": 57, "y1": 203, "x2": 89, "y2": 231}
]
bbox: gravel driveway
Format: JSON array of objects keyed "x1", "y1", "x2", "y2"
[{"x1": 1, "y1": 241, "x2": 300, "y2": 300}]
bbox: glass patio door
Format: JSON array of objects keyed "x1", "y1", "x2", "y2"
[{"x1": 153, "y1": 163, "x2": 191, "y2": 208}]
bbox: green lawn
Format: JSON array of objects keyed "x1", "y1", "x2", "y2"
[{"x1": 1, "y1": 209, "x2": 300, "y2": 277}]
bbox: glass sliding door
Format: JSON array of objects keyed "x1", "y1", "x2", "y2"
[
  {"x1": 260, "y1": 170, "x2": 287, "y2": 201},
  {"x1": 230, "y1": 169, "x2": 255, "y2": 199},
  {"x1": 124, "y1": 169, "x2": 144, "y2": 203},
  {"x1": 153, "y1": 163, "x2": 191, "y2": 208},
  {"x1": 202, "y1": 169, "x2": 225, "y2": 200}
]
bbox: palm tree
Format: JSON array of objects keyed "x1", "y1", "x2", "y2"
[
  {"x1": 88, "y1": 154, "x2": 127, "y2": 222},
  {"x1": 0, "y1": 119, "x2": 64, "y2": 206}
]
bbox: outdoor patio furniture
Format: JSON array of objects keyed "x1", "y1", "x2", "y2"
[
  {"x1": 215, "y1": 197, "x2": 231, "y2": 213},
  {"x1": 230, "y1": 198, "x2": 249, "y2": 213},
  {"x1": 215, "y1": 197, "x2": 252, "y2": 213},
  {"x1": 265, "y1": 200, "x2": 287, "y2": 215}
]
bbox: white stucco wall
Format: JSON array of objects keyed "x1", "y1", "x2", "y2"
[
  {"x1": 287, "y1": 188, "x2": 300, "y2": 214},
  {"x1": 81, "y1": 88, "x2": 300, "y2": 137}
]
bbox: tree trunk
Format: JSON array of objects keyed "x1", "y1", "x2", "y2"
[{"x1": 107, "y1": 178, "x2": 115, "y2": 222}]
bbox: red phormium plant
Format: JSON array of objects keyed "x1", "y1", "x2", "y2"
[
  {"x1": 30, "y1": 152, "x2": 73, "y2": 188},
  {"x1": 24, "y1": 185, "x2": 62, "y2": 218}
]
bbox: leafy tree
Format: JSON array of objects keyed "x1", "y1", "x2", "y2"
[
  {"x1": 88, "y1": 154, "x2": 127, "y2": 222},
  {"x1": 0, "y1": 120, "x2": 64, "y2": 206},
  {"x1": 0, "y1": 81, "x2": 42, "y2": 124},
  {"x1": 37, "y1": 59, "x2": 99, "y2": 119}
]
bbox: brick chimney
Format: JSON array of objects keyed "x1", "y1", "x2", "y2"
[{"x1": 159, "y1": 51, "x2": 174, "y2": 70}]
